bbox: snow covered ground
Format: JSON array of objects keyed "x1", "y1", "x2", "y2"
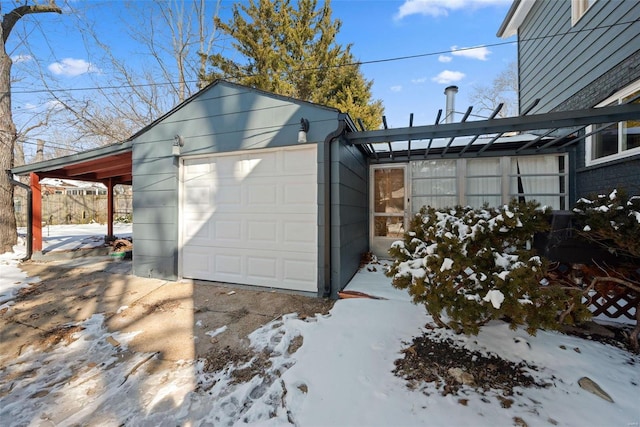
[{"x1": 1, "y1": 224, "x2": 639, "y2": 426}]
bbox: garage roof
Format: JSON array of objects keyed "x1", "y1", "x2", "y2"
[{"x1": 11, "y1": 141, "x2": 133, "y2": 185}]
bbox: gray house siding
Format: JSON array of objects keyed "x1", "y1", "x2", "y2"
[
  {"x1": 518, "y1": 0, "x2": 640, "y2": 114},
  {"x1": 514, "y1": 1, "x2": 640, "y2": 201},
  {"x1": 132, "y1": 81, "x2": 344, "y2": 283},
  {"x1": 331, "y1": 139, "x2": 368, "y2": 297},
  {"x1": 316, "y1": 135, "x2": 369, "y2": 298}
]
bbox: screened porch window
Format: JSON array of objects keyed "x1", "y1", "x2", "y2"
[
  {"x1": 588, "y1": 81, "x2": 640, "y2": 165},
  {"x1": 409, "y1": 155, "x2": 568, "y2": 212},
  {"x1": 411, "y1": 160, "x2": 457, "y2": 210},
  {"x1": 509, "y1": 156, "x2": 567, "y2": 210},
  {"x1": 466, "y1": 158, "x2": 501, "y2": 208}
]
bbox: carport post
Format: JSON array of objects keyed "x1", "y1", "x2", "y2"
[
  {"x1": 30, "y1": 172, "x2": 42, "y2": 252},
  {"x1": 106, "y1": 178, "x2": 114, "y2": 238}
]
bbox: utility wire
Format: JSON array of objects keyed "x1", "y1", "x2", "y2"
[{"x1": 9, "y1": 18, "x2": 640, "y2": 95}]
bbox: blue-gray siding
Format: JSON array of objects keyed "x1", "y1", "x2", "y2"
[
  {"x1": 516, "y1": 1, "x2": 640, "y2": 200},
  {"x1": 331, "y1": 139, "x2": 368, "y2": 297},
  {"x1": 316, "y1": 136, "x2": 369, "y2": 298},
  {"x1": 518, "y1": 1, "x2": 640, "y2": 114}
]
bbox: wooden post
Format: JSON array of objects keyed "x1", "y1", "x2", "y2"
[
  {"x1": 30, "y1": 172, "x2": 42, "y2": 252},
  {"x1": 107, "y1": 178, "x2": 114, "y2": 238}
]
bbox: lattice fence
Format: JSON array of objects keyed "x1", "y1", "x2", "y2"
[{"x1": 587, "y1": 283, "x2": 639, "y2": 320}]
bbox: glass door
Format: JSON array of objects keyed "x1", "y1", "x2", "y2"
[{"x1": 370, "y1": 165, "x2": 408, "y2": 258}]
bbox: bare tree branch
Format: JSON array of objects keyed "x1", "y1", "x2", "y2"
[{"x1": 2, "y1": 3, "x2": 62, "y2": 44}]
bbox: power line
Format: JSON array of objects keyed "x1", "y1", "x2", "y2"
[
  {"x1": 9, "y1": 18, "x2": 639, "y2": 96},
  {"x1": 19, "y1": 138, "x2": 84, "y2": 153}
]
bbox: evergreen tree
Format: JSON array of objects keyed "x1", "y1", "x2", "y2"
[{"x1": 202, "y1": 0, "x2": 383, "y2": 130}]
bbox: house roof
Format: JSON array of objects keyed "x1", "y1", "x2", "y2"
[
  {"x1": 497, "y1": 0, "x2": 536, "y2": 38},
  {"x1": 11, "y1": 140, "x2": 132, "y2": 185}
]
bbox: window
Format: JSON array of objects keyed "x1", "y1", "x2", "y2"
[
  {"x1": 572, "y1": 0, "x2": 597, "y2": 25},
  {"x1": 411, "y1": 160, "x2": 457, "y2": 210},
  {"x1": 587, "y1": 80, "x2": 640, "y2": 165},
  {"x1": 409, "y1": 155, "x2": 568, "y2": 212},
  {"x1": 466, "y1": 158, "x2": 502, "y2": 208}
]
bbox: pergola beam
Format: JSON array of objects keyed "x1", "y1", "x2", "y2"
[{"x1": 345, "y1": 103, "x2": 640, "y2": 146}]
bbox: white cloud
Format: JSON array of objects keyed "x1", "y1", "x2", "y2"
[
  {"x1": 432, "y1": 70, "x2": 465, "y2": 84},
  {"x1": 46, "y1": 100, "x2": 65, "y2": 111},
  {"x1": 451, "y1": 45, "x2": 491, "y2": 60},
  {"x1": 394, "y1": 0, "x2": 511, "y2": 20},
  {"x1": 438, "y1": 55, "x2": 452, "y2": 63},
  {"x1": 12, "y1": 54, "x2": 33, "y2": 64},
  {"x1": 411, "y1": 77, "x2": 428, "y2": 84},
  {"x1": 390, "y1": 85, "x2": 403, "y2": 92},
  {"x1": 48, "y1": 58, "x2": 100, "y2": 77}
]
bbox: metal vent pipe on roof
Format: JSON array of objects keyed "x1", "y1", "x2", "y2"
[{"x1": 444, "y1": 85, "x2": 458, "y2": 123}]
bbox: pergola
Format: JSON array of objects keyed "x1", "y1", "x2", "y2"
[
  {"x1": 346, "y1": 101, "x2": 640, "y2": 162},
  {"x1": 11, "y1": 141, "x2": 132, "y2": 252}
]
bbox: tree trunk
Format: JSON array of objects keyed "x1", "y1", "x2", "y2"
[
  {"x1": 0, "y1": 2, "x2": 62, "y2": 253},
  {"x1": 0, "y1": 46, "x2": 18, "y2": 253}
]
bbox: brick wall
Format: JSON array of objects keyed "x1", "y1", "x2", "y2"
[{"x1": 575, "y1": 154, "x2": 640, "y2": 198}]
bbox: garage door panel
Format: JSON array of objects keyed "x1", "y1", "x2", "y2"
[
  {"x1": 182, "y1": 146, "x2": 317, "y2": 292},
  {"x1": 246, "y1": 184, "x2": 277, "y2": 205},
  {"x1": 215, "y1": 220, "x2": 242, "y2": 240},
  {"x1": 283, "y1": 259, "x2": 316, "y2": 283},
  {"x1": 215, "y1": 254, "x2": 242, "y2": 276},
  {"x1": 216, "y1": 183, "x2": 242, "y2": 205},
  {"x1": 182, "y1": 250, "x2": 212, "y2": 278},
  {"x1": 283, "y1": 221, "x2": 316, "y2": 244},
  {"x1": 246, "y1": 256, "x2": 278, "y2": 280},
  {"x1": 184, "y1": 219, "x2": 211, "y2": 241},
  {"x1": 247, "y1": 220, "x2": 278, "y2": 242},
  {"x1": 284, "y1": 182, "x2": 317, "y2": 205},
  {"x1": 185, "y1": 184, "x2": 214, "y2": 207},
  {"x1": 283, "y1": 148, "x2": 316, "y2": 172}
]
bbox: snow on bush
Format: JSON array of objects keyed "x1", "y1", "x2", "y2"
[
  {"x1": 573, "y1": 189, "x2": 640, "y2": 260},
  {"x1": 387, "y1": 201, "x2": 591, "y2": 335}
]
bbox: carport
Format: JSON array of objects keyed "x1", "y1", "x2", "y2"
[{"x1": 11, "y1": 141, "x2": 132, "y2": 253}]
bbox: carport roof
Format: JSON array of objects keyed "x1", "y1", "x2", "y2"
[{"x1": 11, "y1": 141, "x2": 133, "y2": 185}]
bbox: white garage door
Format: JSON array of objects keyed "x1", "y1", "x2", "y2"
[{"x1": 181, "y1": 145, "x2": 318, "y2": 292}]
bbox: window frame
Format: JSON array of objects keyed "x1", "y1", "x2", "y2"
[
  {"x1": 571, "y1": 0, "x2": 596, "y2": 26},
  {"x1": 586, "y1": 79, "x2": 640, "y2": 167}
]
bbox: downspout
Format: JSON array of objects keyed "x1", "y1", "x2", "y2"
[
  {"x1": 322, "y1": 114, "x2": 347, "y2": 298},
  {"x1": 7, "y1": 171, "x2": 32, "y2": 261}
]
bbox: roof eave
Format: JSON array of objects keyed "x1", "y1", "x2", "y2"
[
  {"x1": 11, "y1": 140, "x2": 133, "y2": 176},
  {"x1": 497, "y1": 0, "x2": 536, "y2": 38}
]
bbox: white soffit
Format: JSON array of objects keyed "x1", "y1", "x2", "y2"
[{"x1": 498, "y1": 0, "x2": 536, "y2": 38}]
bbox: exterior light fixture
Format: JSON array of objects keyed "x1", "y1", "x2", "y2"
[
  {"x1": 172, "y1": 134, "x2": 184, "y2": 156},
  {"x1": 298, "y1": 118, "x2": 310, "y2": 143}
]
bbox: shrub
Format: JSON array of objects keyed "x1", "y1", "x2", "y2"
[
  {"x1": 573, "y1": 189, "x2": 640, "y2": 261},
  {"x1": 386, "y1": 201, "x2": 591, "y2": 335}
]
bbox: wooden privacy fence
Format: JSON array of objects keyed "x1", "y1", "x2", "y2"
[{"x1": 13, "y1": 193, "x2": 132, "y2": 227}]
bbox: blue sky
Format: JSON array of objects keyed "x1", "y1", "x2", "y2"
[
  {"x1": 331, "y1": 0, "x2": 516, "y2": 126},
  {"x1": 8, "y1": 0, "x2": 516, "y2": 153}
]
